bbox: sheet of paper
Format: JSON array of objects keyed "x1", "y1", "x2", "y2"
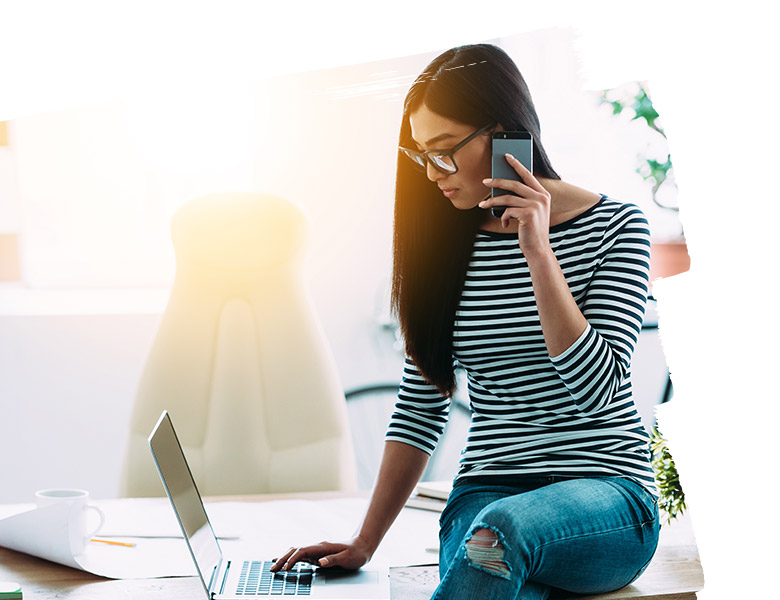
[
  {"x1": 0, "y1": 503, "x2": 82, "y2": 569},
  {"x1": 0, "y1": 502, "x2": 194, "y2": 578},
  {"x1": 79, "y1": 537, "x2": 196, "y2": 579}
]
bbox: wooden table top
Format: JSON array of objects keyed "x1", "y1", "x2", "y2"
[{"x1": 0, "y1": 492, "x2": 703, "y2": 600}]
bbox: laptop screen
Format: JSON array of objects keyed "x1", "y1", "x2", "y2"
[{"x1": 149, "y1": 411, "x2": 222, "y2": 593}]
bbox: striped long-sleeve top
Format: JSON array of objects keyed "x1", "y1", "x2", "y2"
[{"x1": 385, "y1": 195, "x2": 658, "y2": 496}]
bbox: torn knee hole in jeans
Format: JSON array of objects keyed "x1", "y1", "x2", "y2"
[{"x1": 464, "y1": 524, "x2": 512, "y2": 579}]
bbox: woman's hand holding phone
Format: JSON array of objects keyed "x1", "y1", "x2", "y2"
[
  {"x1": 481, "y1": 154, "x2": 552, "y2": 258},
  {"x1": 490, "y1": 131, "x2": 532, "y2": 218}
]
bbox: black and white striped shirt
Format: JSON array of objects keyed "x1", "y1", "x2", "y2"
[{"x1": 386, "y1": 195, "x2": 658, "y2": 496}]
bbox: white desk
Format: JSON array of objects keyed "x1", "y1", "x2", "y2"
[{"x1": 0, "y1": 490, "x2": 438, "y2": 599}]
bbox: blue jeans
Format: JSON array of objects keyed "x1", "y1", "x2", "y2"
[{"x1": 433, "y1": 476, "x2": 660, "y2": 600}]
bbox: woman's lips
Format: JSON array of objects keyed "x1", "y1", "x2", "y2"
[{"x1": 440, "y1": 187, "x2": 458, "y2": 198}]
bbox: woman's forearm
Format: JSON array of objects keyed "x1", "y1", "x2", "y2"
[
  {"x1": 525, "y1": 246, "x2": 588, "y2": 358},
  {"x1": 354, "y1": 441, "x2": 430, "y2": 554}
]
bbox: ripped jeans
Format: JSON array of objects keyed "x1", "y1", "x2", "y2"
[{"x1": 433, "y1": 476, "x2": 660, "y2": 600}]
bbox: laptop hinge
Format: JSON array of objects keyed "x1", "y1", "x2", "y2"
[
  {"x1": 219, "y1": 560, "x2": 232, "y2": 596},
  {"x1": 208, "y1": 558, "x2": 224, "y2": 599}
]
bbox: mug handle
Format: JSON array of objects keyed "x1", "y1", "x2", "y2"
[{"x1": 85, "y1": 505, "x2": 106, "y2": 538}]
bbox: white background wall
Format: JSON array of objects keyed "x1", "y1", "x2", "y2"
[{"x1": 1, "y1": 28, "x2": 679, "y2": 503}]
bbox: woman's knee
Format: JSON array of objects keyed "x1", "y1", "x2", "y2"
[
  {"x1": 464, "y1": 525, "x2": 512, "y2": 579},
  {"x1": 462, "y1": 501, "x2": 534, "y2": 580}
]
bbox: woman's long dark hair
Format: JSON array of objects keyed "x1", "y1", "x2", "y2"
[{"x1": 391, "y1": 43, "x2": 561, "y2": 397}]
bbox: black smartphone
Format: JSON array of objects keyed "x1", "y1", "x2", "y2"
[{"x1": 490, "y1": 131, "x2": 533, "y2": 218}]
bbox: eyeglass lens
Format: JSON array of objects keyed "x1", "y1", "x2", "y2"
[
  {"x1": 402, "y1": 149, "x2": 456, "y2": 174},
  {"x1": 430, "y1": 154, "x2": 456, "y2": 173}
]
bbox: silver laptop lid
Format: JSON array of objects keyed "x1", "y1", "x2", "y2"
[{"x1": 149, "y1": 410, "x2": 223, "y2": 597}]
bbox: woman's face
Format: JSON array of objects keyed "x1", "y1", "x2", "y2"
[{"x1": 408, "y1": 104, "x2": 494, "y2": 211}]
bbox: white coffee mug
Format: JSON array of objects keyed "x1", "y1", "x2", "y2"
[{"x1": 35, "y1": 488, "x2": 105, "y2": 555}]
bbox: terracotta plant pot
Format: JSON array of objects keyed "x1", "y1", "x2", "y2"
[{"x1": 649, "y1": 241, "x2": 690, "y2": 283}]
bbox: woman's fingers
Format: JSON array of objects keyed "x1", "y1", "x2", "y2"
[
  {"x1": 283, "y1": 544, "x2": 331, "y2": 570},
  {"x1": 318, "y1": 549, "x2": 342, "y2": 568},
  {"x1": 501, "y1": 207, "x2": 530, "y2": 229},
  {"x1": 272, "y1": 545, "x2": 319, "y2": 572},
  {"x1": 271, "y1": 542, "x2": 352, "y2": 572},
  {"x1": 503, "y1": 153, "x2": 547, "y2": 194},
  {"x1": 321, "y1": 546, "x2": 373, "y2": 570},
  {"x1": 479, "y1": 192, "x2": 533, "y2": 211},
  {"x1": 281, "y1": 548, "x2": 313, "y2": 571},
  {"x1": 480, "y1": 174, "x2": 551, "y2": 224},
  {"x1": 483, "y1": 152, "x2": 549, "y2": 201},
  {"x1": 483, "y1": 176, "x2": 533, "y2": 199},
  {"x1": 270, "y1": 547, "x2": 298, "y2": 572},
  {"x1": 276, "y1": 548, "x2": 304, "y2": 572},
  {"x1": 271, "y1": 540, "x2": 371, "y2": 573}
]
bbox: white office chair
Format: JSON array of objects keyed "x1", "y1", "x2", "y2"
[{"x1": 119, "y1": 193, "x2": 357, "y2": 497}]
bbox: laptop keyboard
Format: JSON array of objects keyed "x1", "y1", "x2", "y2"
[{"x1": 236, "y1": 560, "x2": 313, "y2": 596}]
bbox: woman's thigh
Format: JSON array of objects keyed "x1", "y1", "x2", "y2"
[
  {"x1": 467, "y1": 477, "x2": 660, "y2": 594},
  {"x1": 438, "y1": 478, "x2": 553, "y2": 577}
]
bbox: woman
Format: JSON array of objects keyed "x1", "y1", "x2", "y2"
[{"x1": 272, "y1": 43, "x2": 660, "y2": 599}]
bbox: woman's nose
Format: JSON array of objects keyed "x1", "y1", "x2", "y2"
[{"x1": 426, "y1": 162, "x2": 446, "y2": 182}]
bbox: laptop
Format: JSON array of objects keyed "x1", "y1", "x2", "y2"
[{"x1": 148, "y1": 410, "x2": 388, "y2": 599}]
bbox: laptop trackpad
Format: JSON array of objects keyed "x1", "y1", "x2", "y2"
[
  {"x1": 309, "y1": 567, "x2": 386, "y2": 598},
  {"x1": 313, "y1": 567, "x2": 379, "y2": 585}
]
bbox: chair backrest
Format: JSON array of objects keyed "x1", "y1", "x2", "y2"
[{"x1": 119, "y1": 193, "x2": 356, "y2": 497}]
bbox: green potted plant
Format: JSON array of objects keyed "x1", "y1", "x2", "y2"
[
  {"x1": 650, "y1": 427, "x2": 687, "y2": 524},
  {"x1": 600, "y1": 86, "x2": 689, "y2": 525},
  {"x1": 599, "y1": 83, "x2": 690, "y2": 282}
]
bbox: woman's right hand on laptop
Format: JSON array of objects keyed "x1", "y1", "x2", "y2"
[
  {"x1": 271, "y1": 442, "x2": 430, "y2": 574},
  {"x1": 270, "y1": 534, "x2": 374, "y2": 572}
]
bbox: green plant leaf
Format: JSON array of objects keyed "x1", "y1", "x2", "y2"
[
  {"x1": 650, "y1": 427, "x2": 687, "y2": 525},
  {"x1": 599, "y1": 91, "x2": 626, "y2": 116},
  {"x1": 631, "y1": 87, "x2": 660, "y2": 128}
]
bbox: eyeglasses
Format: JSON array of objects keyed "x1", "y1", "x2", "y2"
[{"x1": 399, "y1": 123, "x2": 493, "y2": 175}]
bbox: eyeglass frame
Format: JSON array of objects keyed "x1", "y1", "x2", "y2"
[{"x1": 398, "y1": 122, "x2": 495, "y2": 175}]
